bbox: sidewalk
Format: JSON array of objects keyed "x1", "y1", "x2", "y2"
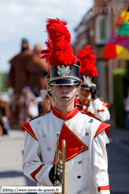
[
  {"x1": 107, "y1": 118, "x2": 129, "y2": 146},
  {"x1": 0, "y1": 129, "x2": 36, "y2": 193}
]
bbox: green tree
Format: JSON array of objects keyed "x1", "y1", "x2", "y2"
[{"x1": 0, "y1": 73, "x2": 8, "y2": 92}]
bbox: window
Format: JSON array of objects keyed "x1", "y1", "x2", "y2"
[{"x1": 95, "y1": 15, "x2": 107, "y2": 44}]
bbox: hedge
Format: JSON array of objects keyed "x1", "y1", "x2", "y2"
[{"x1": 113, "y1": 68, "x2": 126, "y2": 128}]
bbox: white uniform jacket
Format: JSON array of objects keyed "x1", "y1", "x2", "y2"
[
  {"x1": 82, "y1": 98, "x2": 110, "y2": 122},
  {"x1": 22, "y1": 106, "x2": 111, "y2": 194}
]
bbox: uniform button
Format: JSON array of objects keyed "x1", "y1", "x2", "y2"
[
  {"x1": 78, "y1": 191, "x2": 81, "y2": 194},
  {"x1": 81, "y1": 146, "x2": 84, "y2": 150},
  {"x1": 51, "y1": 161, "x2": 53, "y2": 165},
  {"x1": 77, "y1": 175, "x2": 81, "y2": 179},
  {"x1": 47, "y1": 147, "x2": 51, "y2": 151},
  {"x1": 37, "y1": 120, "x2": 42, "y2": 125},
  {"x1": 85, "y1": 132, "x2": 89, "y2": 136},
  {"x1": 89, "y1": 118, "x2": 93, "y2": 123},
  {"x1": 42, "y1": 134, "x2": 46, "y2": 137},
  {"x1": 78, "y1": 161, "x2": 82, "y2": 164}
]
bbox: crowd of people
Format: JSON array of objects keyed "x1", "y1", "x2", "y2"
[
  {"x1": 0, "y1": 38, "x2": 52, "y2": 138},
  {"x1": 6, "y1": 38, "x2": 49, "y2": 130}
]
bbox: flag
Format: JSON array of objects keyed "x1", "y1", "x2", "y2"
[{"x1": 102, "y1": 7, "x2": 129, "y2": 60}]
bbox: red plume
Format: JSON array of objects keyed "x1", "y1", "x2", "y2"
[
  {"x1": 44, "y1": 18, "x2": 77, "y2": 66},
  {"x1": 77, "y1": 45, "x2": 98, "y2": 77},
  {"x1": 40, "y1": 39, "x2": 51, "y2": 62}
]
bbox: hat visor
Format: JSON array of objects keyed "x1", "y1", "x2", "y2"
[
  {"x1": 50, "y1": 79, "x2": 80, "y2": 86},
  {"x1": 80, "y1": 84, "x2": 91, "y2": 90}
]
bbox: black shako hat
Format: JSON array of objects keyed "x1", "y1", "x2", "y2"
[
  {"x1": 48, "y1": 61, "x2": 81, "y2": 85},
  {"x1": 77, "y1": 45, "x2": 98, "y2": 90},
  {"x1": 79, "y1": 75, "x2": 95, "y2": 90}
]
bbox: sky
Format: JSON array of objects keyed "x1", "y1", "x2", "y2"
[{"x1": 0, "y1": 0, "x2": 93, "y2": 73}]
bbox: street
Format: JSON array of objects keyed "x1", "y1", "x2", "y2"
[
  {"x1": 0, "y1": 130, "x2": 36, "y2": 194},
  {"x1": 0, "y1": 122, "x2": 129, "y2": 194},
  {"x1": 107, "y1": 118, "x2": 129, "y2": 194},
  {"x1": 107, "y1": 142, "x2": 129, "y2": 194}
]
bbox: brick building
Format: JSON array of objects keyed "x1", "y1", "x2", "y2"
[{"x1": 72, "y1": 0, "x2": 127, "y2": 105}]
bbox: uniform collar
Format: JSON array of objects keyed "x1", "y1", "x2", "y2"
[
  {"x1": 53, "y1": 106, "x2": 79, "y2": 121},
  {"x1": 81, "y1": 100, "x2": 89, "y2": 106},
  {"x1": 76, "y1": 96, "x2": 89, "y2": 106}
]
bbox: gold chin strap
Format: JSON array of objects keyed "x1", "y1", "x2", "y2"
[
  {"x1": 47, "y1": 93, "x2": 55, "y2": 108},
  {"x1": 49, "y1": 83, "x2": 81, "y2": 102},
  {"x1": 79, "y1": 93, "x2": 91, "y2": 101}
]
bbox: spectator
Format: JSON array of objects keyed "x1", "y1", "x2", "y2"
[
  {"x1": 123, "y1": 87, "x2": 129, "y2": 129},
  {"x1": 26, "y1": 44, "x2": 48, "y2": 97},
  {"x1": 18, "y1": 86, "x2": 38, "y2": 129},
  {"x1": 7, "y1": 38, "x2": 33, "y2": 127},
  {"x1": 38, "y1": 75, "x2": 55, "y2": 114},
  {"x1": 0, "y1": 96, "x2": 11, "y2": 141},
  {"x1": 7, "y1": 38, "x2": 33, "y2": 94}
]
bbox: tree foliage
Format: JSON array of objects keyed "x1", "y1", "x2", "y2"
[{"x1": 0, "y1": 73, "x2": 8, "y2": 92}]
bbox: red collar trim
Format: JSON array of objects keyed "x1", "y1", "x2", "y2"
[
  {"x1": 30, "y1": 164, "x2": 45, "y2": 183},
  {"x1": 94, "y1": 122, "x2": 111, "y2": 138},
  {"x1": 98, "y1": 185, "x2": 109, "y2": 192},
  {"x1": 53, "y1": 106, "x2": 79, "y2": 121},
  {"x1": 21, "y1": 122, "x2": 38, "y2": 141}
]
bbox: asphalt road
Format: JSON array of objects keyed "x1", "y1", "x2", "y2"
[{"x1": 107, "y1": 141, "x2": 129, "y2": 194}]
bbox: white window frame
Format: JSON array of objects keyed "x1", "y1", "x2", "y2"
[{"x1": 95, "y1": 15, "x2": 107, "y2": 44}]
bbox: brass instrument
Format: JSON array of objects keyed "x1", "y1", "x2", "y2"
[{"x1": 54, "y1": 132, "x2": 66, "y2": 194}]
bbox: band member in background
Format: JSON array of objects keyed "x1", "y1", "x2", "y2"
[
  {"x1": 75, "y1": 45, "x2": 110, "y2": 122},
  {"x1": 21, "y1": 18, "x2": 110, "y2": 194}
]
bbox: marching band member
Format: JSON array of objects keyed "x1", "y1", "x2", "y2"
[
  {"x1": 75, "y1": 45, "x2": 110, "y2": 122},
  {"x1": 21, "y1": 18, "x2": 110, "y2": 194}
]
